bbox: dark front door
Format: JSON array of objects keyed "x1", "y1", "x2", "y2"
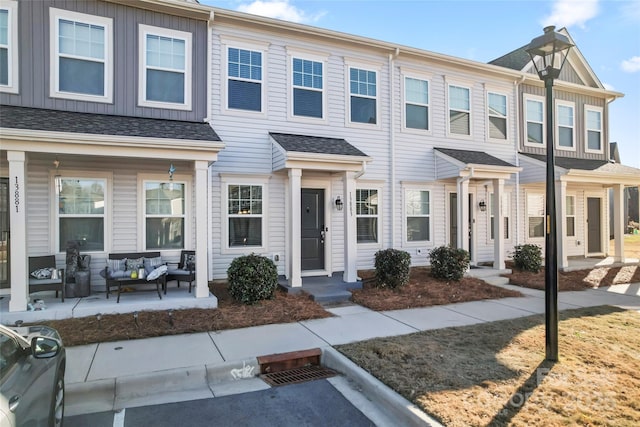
[
  {"x1": 449, "y1": 193, "x2": 458, "y2": 248},
  {"x1": 0, "y1": 178, "x2": 8, "y2": 288},
  {"x1": 301, "y1": 188, "x2": 325, "y2": 271},
  {"x1": 587, "y1": 197, "x2": 602, "y2": 253}
]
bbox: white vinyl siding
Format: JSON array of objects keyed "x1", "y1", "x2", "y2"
[
  {"x1": 49, "y1": 8, "x2": 113, "y2": 103},
  {"x1": 0, "y1": 0, "x2": 18, "y2": 93},
  {"x1": 556, "y1": 101, "x2": 575, "y2": 150},
  {"x1": 585, "y1": 106, "x2": 603, "y2": 154},
  {"x1": 448, "y1": 84, "x2": 471, "y2": 136},
  {"x1": 487, "y1": 92, "x2": 507, "y2": 140},
  {"x1": 524, "y1": 94, "x2": 545, "y2": 147}
]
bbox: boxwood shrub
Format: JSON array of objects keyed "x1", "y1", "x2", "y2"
[
  {"x1": 429, "y1": 246, "x2": 470, "y2": 281},
  {"x1": 512, "y1": 244, "x2": 542, "y2": 273},
  {"x1": 374, "y1": 248, "x2": 411, "y2": 289},
  {"x1": 227, "y1": 254, "x2": 278, "y2": 304}
]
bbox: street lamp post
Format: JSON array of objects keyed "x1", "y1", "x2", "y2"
[{"x1": 525, "y1": 26, "x2": 573, "y2": 361}]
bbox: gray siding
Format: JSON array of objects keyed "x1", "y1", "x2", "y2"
[{"x1": 1, "y1": 0, "x2": 208, "y2": 120}]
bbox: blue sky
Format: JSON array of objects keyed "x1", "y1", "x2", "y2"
[{"x1": 204, "y1": 0, "x2": 640, "y2": 167}]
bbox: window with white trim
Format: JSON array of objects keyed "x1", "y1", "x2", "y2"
[
  {"x1": 57, "y1": 177, "x2": 106, "y2": 252},
  {"x1": 227, "y1": 184, "x2": 263, "y2": 247},
  {"x1": 292, "y1": 57, "x2": 323, "y2": 118},
  {"x1": 144, "y1": 181, "x2": 185, "y2": 250},
  {"x1": 138, "y1": 24, "x2": 191, "y2": 109},
  {"x1": 448, "y1": 84, "x2": 470, "y2": 135},
  {"x1": 487, "y1": 92, "x2": 507, "y2": 140},
  {"x1": 356, "y1": 189, "x2": 378, "y2": 243},
  {"x1": 489, "y1": 192, "x2": 510, "y2": 240},
  {"x1": 585, "y1": 106, "x2": 603, "y2": 153},
  {"x1": 556, "y1": 101, "x2": 575, "y2": 149},
  {"x1": 50, "y1": 8, "x2": 112, "y2": 102},
  {"x1": 228, "y1": 47, "x2": 262, "y2": 112},
  {"x1": 527, "y1": 193, "x2": 545, "y2": 238},
  {"x1": 0, "y1": 0, "x2": 18, "y2": 93},
  {"x1": 404, "y1": 77, "x2": 429, "y2": 130},
  {"x1": 566, "y1": 195, "x2": 576, "y2": 237},
  {"x1": 349, "y1": 67, "x2": 377, "y2": 124},
  {"x1": 405, "y1": 189, "x2": 430, "y2": 242},
  {"x1": 524, "y1": 95, "x2": 544, "y2": 146}
]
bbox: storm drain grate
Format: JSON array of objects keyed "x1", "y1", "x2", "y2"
[{"x1": 261, "y1": 365, "x2": 338, "y2": 387}]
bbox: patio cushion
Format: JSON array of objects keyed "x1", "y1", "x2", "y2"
[
  {"x1": 147, "y1": 265, "x2": 167, "y2": 281},
  {"x1": 144, "y1": 256, "x2": 164, "y2": 274},
  {"x1": 107, "y1": 258, "x2": 126, "y2": 272},
  {"x1": 30, "y1": 267, "x2": 53, "y2": 280}
]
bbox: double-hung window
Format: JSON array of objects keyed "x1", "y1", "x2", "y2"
[
  {"x1": 356, "y1": 189, "x2": 379, "y2": 243},
  {"x1": 487, "y1": 92, "x2": 507, "y2": 140},
  {"x1": 228, "y1": 47, "x2": 262, "y2": 112},
  {"x1": 527, "y1": 193, "x2": 545, "y2": 239},
  {"x1": 0, "y1": 0, "x2": 18, "y2": 93},
  {"x1": 405, "y1": 77, "x2": 429, "y2": 130},
  {"x1": 292, "y1": 57, "x2": 323, "y2": 118},
  {"x1": 144, "y1": 181, "x2": 185, "y2": 250},
  {"x1": 405, "y1": 189, "x2": 430, "y2": 242},
  {"x1": 50, "y1": 8, "x2": 112, "y2": 102},
  {"x1": 524, "y1": 95, "x2": 544, "y2": 146},
  {"x1": 139, "y1": 25, "x2": 191, "y2": 109},
  {"x1": 227, "y1": 184, "x2": 263, "y2": 247},
  {"x1": 556, "y1": 101, "x2": 575, "y2": 149},
  {"x1": 566, "y1": 195, "x2": 576, "y2": 237},
  {"x1": 585, "y1": 106, "x2": 603, "y2": 153},
  {"x1": 489, "y1": 193, "x2": 510, "y2": 240},
  {"x1": 349, "y1": 67, "x2": 377, "y2": 124},
  {"x1": 448, "y1": 84, "x2": 471, "y2": 135},
  {"x1": 57, "y1": 177, "x2": 106, "y2": 252}
]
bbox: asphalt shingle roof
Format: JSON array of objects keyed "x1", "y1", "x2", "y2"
[
  {"x1": 520, "y1": 153, "x2": 609, "y2": 170},
  {"x1": 0, "y1": 105, "x2": 221, "y2": 141},
  {"x1": 489, "y1": 47, "x2": 531, "y2": 71},
  {"x1": 435, "y1": 148, "x2": 516, "y2": 168},
  {"x1": 270, "y1": 132, "x2": 368, "y2": 157}
]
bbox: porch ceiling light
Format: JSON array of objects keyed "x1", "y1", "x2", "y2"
[{"x1": 335, "y1": 196, "x2": 344, "y2": 211}]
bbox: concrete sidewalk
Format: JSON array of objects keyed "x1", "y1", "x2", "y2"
[{"x1": 65, "y1": 283, "x2": 640, "y2": 425}]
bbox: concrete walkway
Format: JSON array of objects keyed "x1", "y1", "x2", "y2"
[{"x1": 63, "y1": 282, "x2": 640, "y2": 426}]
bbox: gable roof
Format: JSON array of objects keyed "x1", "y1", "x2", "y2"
[
  {"x1": 434, "y1": 148, "x2": 516, "y2": 168},
  {"x1": 269, "y1": 132, "x2": 368, "y2": 157}
]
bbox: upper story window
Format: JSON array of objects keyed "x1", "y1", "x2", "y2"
[
  {"x1": 292, "y1": 57, "x2": 323, "y2": 119},
  {"x1": 228, "y1": 47, "x2": 262, "y2": 112},
  {"x1": 487, "y1": 92, "x2": 507, "y2": 140},
  {"x1": 556, "y1": 101, "x2": 575, "y2": 150},
  {"x1": 144, "y1": 181, "x2": 186, "y2": 250},
  {"x1": 585, "y1": 106, "x2": 603, "y2": 153},
  {"x1": 448, "y1": 84, "x2": 471, "y2": 136},
  {"x1": 138, "y1": 24, "x2": 192, "y2": 110},
  {"x1": 404, "y1": 77, "x2": 429, "y2": 130},
  {"x1": 50, "y1": 8, "x2": 113, "y2": 103},
  {"x1": 349, "y1": 67, "x2": 377, "y2": 124},
  {"x1": 356, "y1": 188, "x2": 379, "y2": 243},
  {"x1": 0, "y1": 0, "x2": 18, "y2": 93},
  {"x1": 524, "y1": 95, "x2": 545, "y2": 147},
  {"x1": 405, "y1": 189, "x2": 430, "y2": 242}
]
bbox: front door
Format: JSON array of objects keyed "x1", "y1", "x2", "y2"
[
  {"x1": 301, "y1": 188, "x2": 325, "y2": 271},
  {"x1": 449, "y1": 193, "x2": 458, "y2": 248},
  {"x1": 587, "y1": 197, "x2": 602, "y2": 254},
  {"x1": 0, "y1": 178, "x2": 9, "y2": 289}
]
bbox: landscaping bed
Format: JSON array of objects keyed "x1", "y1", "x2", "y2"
[{"x1": 505, "y1": 265, "x2": 640, "y2": 291}]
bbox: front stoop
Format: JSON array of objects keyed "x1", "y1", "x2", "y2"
[{"x1": 278, "y1": 273, "x2": 361, "y2": 304}]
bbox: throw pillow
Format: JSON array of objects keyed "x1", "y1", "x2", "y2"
[
  {"x1": 143, "y1": 256, "x2": 164, "y2": 274},
  {"x1": 30, "y1": 268, "x2": 53, "y2": 280},
  {"x1": 147, "y1": 264, "x2": 168, "y2": 281},
  {"x1": 125, "y1": 257, "x2": 144, "y2": 271},
  {"x1": 107, "y1": 258, "x2": 126, "y2": 273}
]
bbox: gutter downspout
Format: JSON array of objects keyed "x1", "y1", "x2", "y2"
[
  {"x1": 514, "y1": 75, "x2": 525, "y2": 247},
  {"x1": 355, "y1": 160, "x2": 367, "y2": 179},
  {"x1": 389, "y1": 48, "x2": 399, "y2": 248}
]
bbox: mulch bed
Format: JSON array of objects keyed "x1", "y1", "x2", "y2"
[{"x1": 504, "y1": 265, "x2": 640, "y2": 291}]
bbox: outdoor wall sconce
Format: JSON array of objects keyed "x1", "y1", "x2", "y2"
[
  {"x1": 335, "y1": 196, "x2": 344, "y2": 211},
  {"x1": 478, "y1": 200, "x2": 487, "y2": 212},
  {"x1": 168, "y1": 163, "x2": 176, "y2": 181}
]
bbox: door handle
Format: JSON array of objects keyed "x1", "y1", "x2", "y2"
[{"x1": 8, "y1": 394, "x2": 20, "y2": 412}]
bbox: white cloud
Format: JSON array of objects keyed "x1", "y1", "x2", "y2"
[
  {"x1": 542, "y1": 0, "x2": 599, "y2": 29},
  {"x1": 236, "y1": 1, "x2": 325, "y2": 23},
  {"x1": 621, "y1": 56, "x2": 640, "y2": 73}
]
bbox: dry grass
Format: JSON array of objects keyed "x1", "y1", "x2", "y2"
[
  {"x1": 338, "y1": 305, "x2": 640, "y2": 426},
  {"x1": 506, "y1": 265, "x2": 640, "y2": 291}
]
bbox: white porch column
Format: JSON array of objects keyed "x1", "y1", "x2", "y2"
[
  {"x1": 343, "y1": 172, "x2": 358, "y2": 283},
  {"x1": 457, "y1": 178, "x2": 469, "y2": 251},
  {"x1": 288, "y1": 169, "x2": 302, "y2": 287},
  {"x1": 556, "y1": 181, "x2": 568, "y2": 269},
  {"x1": 493, "y1": 178, "x2": 505, "y2": 270},
  {"x1": 612, "y1": 183, "x2": 625, "y2": 262},
  {"x1": 8, "y1": 151, "x2": 28, "y2": 312},
  {"x1": 194, "y1": 161, "x2": 210, "y2": 298}
]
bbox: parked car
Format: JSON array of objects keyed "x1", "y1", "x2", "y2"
[{"x1": 0, "y1": 324, "x2": 66, "y2": 427}]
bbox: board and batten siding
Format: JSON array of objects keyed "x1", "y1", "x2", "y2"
[{"x1": 1, "y1": 0, "x2": 208, "y2": 121}]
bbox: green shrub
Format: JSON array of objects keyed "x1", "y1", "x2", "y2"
[
  {"x1": 374, "y1": 249, "x2": 411, "y2": 289},
  {"x1": 429, "y1": 246, "x2": 470, "y2": 281},
  {"x1": 227, "y1": 254, "x2": 278, "y2": 304},
  {"x1": 512, "y1": 244, "x2": 542, "y2": 273}
]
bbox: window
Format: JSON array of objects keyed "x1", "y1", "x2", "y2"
[
  {"x1": 292, "y1": 57, "x2": 323, "y2": 118},
  {"x1": 228, "y1": 184, "x2": 263, "y2": 247},
  {"x1": 490, "y1": 193, "x2": 510, "y2": 240},
  {"x1": 57, "y1": 178, "x2": 106, "y2": 252},
  {"x1": 139, "y1": 25, "x2": 191, "y2": 109},
  {"x1": 404, "y1": 77, "x2": 429, "y2": 130},
  {"x1": 356, "y1": 189, "x2": 378, "y2": 243},
  {"x1": 0, "y1": 0, "x2": 18, "y2": 93},
  {"x1": 566, "y1": 195, "x2": 575, "y2": 237},
  {"x1": 556, "y1": 102, "x2": 574, "y2": 149},
  {"x1": 405, "y1": 190, "x2": 430, "y2": 242},
  {"x1": 488, "y1": 92, "x2": 507, "y2": 140},
  {"x1": 449, "y1": 84, "x2": 470, "y2": 135},
  {"x1": 525, "y1": 95, "x2": 544, "y2": 146},
  {"x1": 0, "y1": 332, "x2": 20, "y2": 378},
  {"x1": 144, "y1": 182, "x2": 185, "y2": 250},
  {"x1": 585, "y1": 107, "x2": 603, "y2": 153},
  {"x1": 527, "y1": 193, "x2": 545, "y2": 238},
  {"x1": 50, "y1": 8, "x2": 112, "y2": 102},
  {"x1": 228, "y1": 47, "x2": 262, "y2": 112},
  {"x1": 350, "y1": 67, "x2": 377, "y2": 124}
]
